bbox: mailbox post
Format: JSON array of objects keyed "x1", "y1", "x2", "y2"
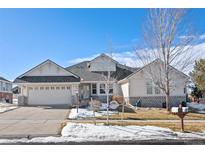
[{"x1": 171, "y1": 104, "x2": 189, "y2": 132}]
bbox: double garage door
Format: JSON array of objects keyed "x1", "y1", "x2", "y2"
[{"x1": 28, "y1": 86, "x2": 72, "y2": 105}]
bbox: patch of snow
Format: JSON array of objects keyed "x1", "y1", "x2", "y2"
[
  {"x1": 61, "y1": 123, "x2": 179, "y2": 141},
  {"x1": 68, "y1": 108, "x2": 117, "y2": 119},
  {"x1": 0, "y1": 123, "x2": 205, "y2": 144},
  {"x1": 187, "y1": 102, "x2": 205, "y2": 113},
  {"x1": 100, "y1": 103, "x2": 108, "y2": 110},
  {"x1": 0, "y1": 102, "x2": 18, "y2": 113}
]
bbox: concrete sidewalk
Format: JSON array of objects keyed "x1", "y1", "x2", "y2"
[{"x1": 0, "y1": 106, "x2": 70, "y2": 139}]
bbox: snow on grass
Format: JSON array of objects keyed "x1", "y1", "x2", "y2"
[
  {"x1": 187, "y1": 102, "x2": 205, "y2": 113},
  {"x1": 61, "y1": 123, "x2": 179, "y2": 141},
  {"x1": 0, "y1": 122, "x2": 205, "y2": 144},
  {"x1": 0, "y1": 102, "x2": 18, "y2": 113},
  {"x1": 68, "y1": 108, "x2": 117, "y2": 119}
]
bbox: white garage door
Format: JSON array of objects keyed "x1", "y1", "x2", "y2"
[{"x1": 28, "y1": 86, "x2": 72, "y2": 105}]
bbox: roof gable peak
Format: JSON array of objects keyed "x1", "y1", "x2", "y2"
[{"x1": 17, "y1": 59, "x2": 79, "y2": 78}]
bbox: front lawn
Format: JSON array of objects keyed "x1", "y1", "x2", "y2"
[
  {"x1": 97, "y1": 108, "x2": 205, "y2": 120},
  {"x1": 105, "y1": 121, "x2": 205, "y2": 132}
]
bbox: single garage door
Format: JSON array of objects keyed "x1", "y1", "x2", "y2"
[{"x1": 28, "y1": 86, "x2": 72, "y2": 105}]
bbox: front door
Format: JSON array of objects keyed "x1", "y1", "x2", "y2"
[{"x1": 83, "y1": 85, "x2": 90, "y2": 99}]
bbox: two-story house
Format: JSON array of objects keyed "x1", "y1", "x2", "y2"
[{"x1": 0, "y1": 76, "x2": 13, "y2": 103}]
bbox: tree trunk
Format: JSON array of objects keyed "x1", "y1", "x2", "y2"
[
  {"x1": 165, "y1": 93, "x2": 170, "y2": 111},
  {"x1": 165, "y1": 62, "x2": 171, "y2": 111},
  {"x1": 106, "y1": 91, "x2": 109, "y2": 125}
]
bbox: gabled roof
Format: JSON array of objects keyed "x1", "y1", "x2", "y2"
[
  {"x1": 17, "y1": 59, "x2": 79, "y2": 79},
  {"x1": 89, "y1": 53, "x2": 119, "y2": 65},
  {"x1": 14, "y1": 59, "x2": 80, "y2": 84},
  {"x1": 0, "y1": 76, "x2": 11, "y2": 83},
  {"x1": 66, "y1": 60, "x2": 136, "y2": 82},
  {"x1": 118, "y1": 58, "x2": 189, "y2": 84}
]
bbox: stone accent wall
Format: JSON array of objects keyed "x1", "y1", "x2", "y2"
[
  {"x1": 0, "y1": 92, "x2": 13, "y2": 103},
  {"x1": 128, "y1": 96, "x2": 186, "y2": 108}
]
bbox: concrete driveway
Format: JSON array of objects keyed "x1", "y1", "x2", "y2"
[{"x1": 0, "y1": 105, "x2": 70, "y2": 138}]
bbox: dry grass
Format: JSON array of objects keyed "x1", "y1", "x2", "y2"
[
  {"x1": 97, "y1": 108, "x2": 205, "y2": 120},
  {"x1": 106, "y1": 121, "x2": 205, "y2": 132}
]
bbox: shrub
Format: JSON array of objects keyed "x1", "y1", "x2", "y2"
[
  {"x1": 89, "y1": 99, "x2": 102, "y2": 112},
  {"x1": 112, "y1": 96, "x2": 125, "y2": 105}
]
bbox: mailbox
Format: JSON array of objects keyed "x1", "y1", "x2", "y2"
[
  {"x1": 171, "y1": 104, "x2": 189, "y2": 132},
  {"x1": 171, "y1": 107, "x2": 189, "y2": 113}
]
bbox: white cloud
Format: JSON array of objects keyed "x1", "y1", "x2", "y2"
[
  {"x1": 67, "y1": 42, "x2": 205, "y2": 74},
  {"x1": 179, "y1": 34, "x2": 205, "y2": 41},
  {"x1": 179, "y1": 35, "x2": 196, "y2": 40},
  {"x1": 199, "y1": 34, "x2": 205, "y2": 40},
  {"x1": 68, "y1": 53, "x2": 100, "y2": 65},
  {"x1": 67, "y1": 51, "x2": 141, "y2": 68}
]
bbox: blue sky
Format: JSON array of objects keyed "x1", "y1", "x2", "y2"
[{"x1": 0, "y1": 8, "x2": 205, "y2": 81}]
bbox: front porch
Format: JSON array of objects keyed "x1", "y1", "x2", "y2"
[{"x1": 78, "y1": 82, "x2": 117, "y2": 106}]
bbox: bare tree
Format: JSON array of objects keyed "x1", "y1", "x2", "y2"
[
  {"x1": 136, "y1": 9, "x2": 197, "y2": 111},
  {"x1": 101, "y1": 40, "x2": 114, "y2": 125},
  {"x1": 89, "y1": 98, "x2": 101, "y2": 125},
  {"x1": 103, "y1": 71, "x2": 111, "y2": 125}
]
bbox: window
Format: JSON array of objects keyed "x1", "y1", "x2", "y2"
[
  {"x1": 40, "y1": 87, "x2": 44, "y2": 90},
  {"x1": 51, "y1": 87, "x2": 55, "y2": 90},
  {"x1": 184, "y1": 87, "x2": 186, "y2": 94},
  {"x1": 100, "y1": 84, "x2": 106, "y2": 94},
  {"x1": 146, "y1": 80, "x2": 161, "y2": 95},
  {"x1": 34, "y1": 87, "x2": 38, "y2": 90},
  {"x1": 2, "y1": 83, "x2": 6, "y2": 91},
  {"x1": 67, "y1": 86, "x2": 70, "y2": 90},
  {"x1": 56, "y1": 87, "x2": 60, "y2": 90},
  {"x1": 61, "y1": 87, "x2": 65, "y2": 90},
  {"x1": 108, "y1": 84, "x2": 113, "y2": 94},
  {"x1": 155, "y1": 86, "x2": 160, "y2": 94},
  {"x1": 146, "y1": 81, "x2": 153, "y2": 94},
  {"x1": 5, "y1": 83, "x2": 9, "y2": 91},
  {"x1": 91, "y1": 84, "x2": 97, "y2": 94},
  {"x1": 45, "y1": 87, "x2": 49, "y2": 90},
  {"x1": 4, "y1": 83, "x2": 12, "y2": 92},
  {"x1": 0, "y1": 81, "x2": 2, "y2": 91}
]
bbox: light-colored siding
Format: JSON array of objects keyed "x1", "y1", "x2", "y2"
[
  {"x1": 25, "y1": 61, "x2": 74, "y2": 76},
  {"x1": 121, "y1": 82, "x2": 129, "y2": 98},
  {"x1": 128, "y1": 64, "x2": 187, "y2": 98},
  {"x1": 113, "y1": 82, "x2": 123, "y2": 96},
  {"x1": 89, "y1": 56, "x2": 116, "y2": 72}
]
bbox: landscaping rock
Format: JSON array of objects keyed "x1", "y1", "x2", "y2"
[{"x1": 118, "y1": 104, "x2": 136, "y2": 113}]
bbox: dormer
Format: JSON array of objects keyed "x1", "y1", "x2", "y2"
[{"x1": 88, "y1": 54, "x2": 117, "y2": 72}]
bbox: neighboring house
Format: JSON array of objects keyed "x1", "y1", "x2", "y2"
[
  {"x1": 14, "y1": 54, "x2": 189, "y2": 107},
  {"x1": 0, "y1": 76, "x2": 13, "y2": 103},
  {"x1": 14, "y1": 60, "x2": 80, "y2": 106}
]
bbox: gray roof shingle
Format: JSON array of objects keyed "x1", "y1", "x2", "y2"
[
  {"x1": 14, "y1": 76, "x2": 80, "y2": 83},
  {"x1": 0, "y1": 76, "x2": 10, "y2": 82},
  {"x1": 66, "y1": 61, "x2": 138, "y2": 82}
]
